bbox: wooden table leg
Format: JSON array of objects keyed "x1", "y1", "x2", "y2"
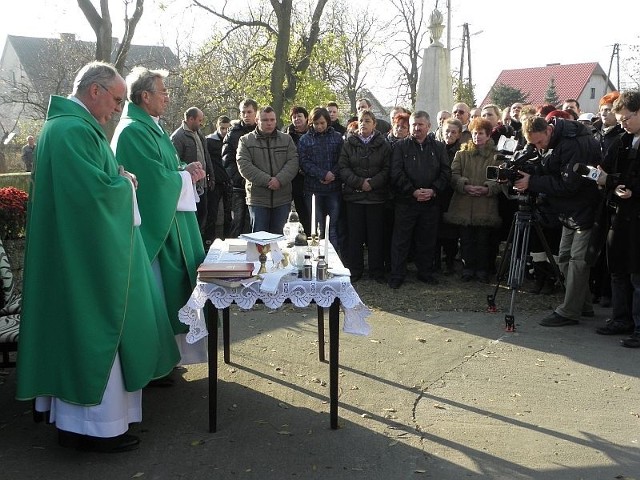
[
  {"x1": 207, "y1": 303, "x2": 218, "y2": 433},
  {"x1": 223, "y1": 307, "x2": 230, "y2": 364},
  {"x1": 317, "y1": 305, "x2": 325, "y2": 362},
  {"x1": 329, "y1": 297, "x2": 340, "y2": 429}
]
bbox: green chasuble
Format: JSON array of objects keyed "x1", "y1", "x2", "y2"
[
  {"x1": 16, "y1": 96, "x2": 180, "y2": 406},
  {"x1": 111, "y1": 102, "x2": 205, "y2": 334}
]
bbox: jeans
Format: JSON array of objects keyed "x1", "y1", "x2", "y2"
[
  {"x1": 304, "y1": 192, "x2": 341, "y2": 249},
  {"x1": 248, "y1": 204, "x2": 290, "y2": 234},
  {"x1": 555, "y1": 226, "x2": 593, "y2": 320}
]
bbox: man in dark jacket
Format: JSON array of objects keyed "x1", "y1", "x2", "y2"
[
  {"x1": 171, "y1": 107, "x2": 214, "y2": 245},
  {"x1": 283, "y1": 105, "x2": 311, "y2": 234},
  {"x1": 514, "y1": 117, "x2": 601, "y2": 327},
  {"x1": 327, "y1": 101, "x2": 346, "y2": 135},
  {"x1": 592, "y1": 90, "x2": 640, "y2": 347},
  {"x1": 222, "y1": 99, "x2": 258, "y2": 237},
  {"x1": 388, "y1": 111, "x2": 451, "y2": 289},
  {"x1": 205, "y1": 115, "x2": 232, "y2": 243}
]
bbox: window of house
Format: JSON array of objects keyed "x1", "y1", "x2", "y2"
[{"x1": 590, "y1": 88, "x2": 596, "y2": 99}]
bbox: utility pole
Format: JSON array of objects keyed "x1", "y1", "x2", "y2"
[
  {"x1": 459, "y1": 23, "x2": 467, "y2": 87},
  {"x1": 606, "y1": 43, "x2": 620, "y2": 94},
  {"x1": 465, "y1": 23, "x2": 472, "y2": 91}
]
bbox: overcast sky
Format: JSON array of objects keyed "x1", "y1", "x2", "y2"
[{"x1": 2, "y1": 0, "x2": 638, "y2": 107}]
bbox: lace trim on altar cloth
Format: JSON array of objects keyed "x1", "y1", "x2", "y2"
[{"x1": 178, "y1": 277, "x2": 371, "y2": 344}]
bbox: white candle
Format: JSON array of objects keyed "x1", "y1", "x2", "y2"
[
  {"x1": 324, "y1": 215, "x2": 330, "y2": 263},
  {"x1": 311, "y1": 194, "x2": 316, "y2": 236}
]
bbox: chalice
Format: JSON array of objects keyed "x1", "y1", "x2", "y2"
[{"x1": 257, "y1": 243, "x2": 271, "y2": 274}]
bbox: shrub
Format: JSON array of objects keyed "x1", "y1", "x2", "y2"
[{"x1": 0, "y1": 187, "x2": 28, "y2": 239}]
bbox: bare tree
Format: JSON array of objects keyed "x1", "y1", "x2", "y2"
[
  {"x1": 77, "y1": 0, "x2": 144, "y2": 72},
  {"x1": 319, "y1": 5, "x2": 378, "y2": 115},
  {"x1": 385, "y1": 0, "x2": 427, "y2": 107},
  {"x1": 171, "y1": 28, "x2": 275, "y2": 131},
  {"x1": 192, "y1": 0, "x2": 328, "y2": 120}
]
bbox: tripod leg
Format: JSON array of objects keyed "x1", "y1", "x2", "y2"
[
  {"x1": 502, "y1": 210, "x2": 534, "y2": 331},
  {"x1": 488, "y1": 214, "x2": 517, "y2": 311}
]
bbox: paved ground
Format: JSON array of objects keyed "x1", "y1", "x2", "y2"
[{"x1": 1, "y1": 301, "x2": 639, "y2": 479}]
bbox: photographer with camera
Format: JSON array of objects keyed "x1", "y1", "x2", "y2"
[
  {"x1": 591, "y1": 91, "x2": 640, "y2": 347},
  {"x1": 513, "y1": 116, "x2": 601, "y2": 327}
]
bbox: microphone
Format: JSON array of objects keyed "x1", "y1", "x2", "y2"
[{"x1": 573, "y1": 163, "x2": 602, "y2": 182}]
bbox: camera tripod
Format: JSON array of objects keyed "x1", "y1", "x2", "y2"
[{"x1": 487, "y1": 198, "x2": 564, "y2": 332}]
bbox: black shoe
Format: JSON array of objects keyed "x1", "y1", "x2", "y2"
[
  {"x1": 539, "y1": 312, "x2": 579, "y2": 327},
  {"x1": 596, "y1": 321, "x2": 634, "y2": 335},
  {"x1": 581, "y1": 310, "x2": 595, "y2": 318},
  {"x1": 374, "y1": 275, "x2": 386, "y2": 284},
  {"x1": 417, "y1": 274, "x2": 439, "y2": 285},
  {"x1": 388, "y1": 278, "x2": 403, "y2": 289},
  {"x1": 58, "y1": 430, "x2": 140, "y2": 453},
  {"x1": 600, "y1": 296, "x2": 612, "y2": 308},
  {"x1": 621, "y1": 333, "x2": 640, "y2": 348},
  {"x1": 147, "y1": 375, "x2": 174, "y2": 387},
  {"x1": 461, "y1": 273, "x2": 473, "y2": 282}
]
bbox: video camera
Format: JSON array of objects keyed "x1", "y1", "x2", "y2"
[{"x1": 486, "y1": 137, "x2": 540, "y2": 184}]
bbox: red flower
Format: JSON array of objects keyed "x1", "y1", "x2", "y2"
[{"x1": 0, "y1": 187, "x2": 28, "y2": 239}]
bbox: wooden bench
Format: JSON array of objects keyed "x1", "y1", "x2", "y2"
[{"x1": 0, "y1": 237, "x2": 21, "y2": 368}]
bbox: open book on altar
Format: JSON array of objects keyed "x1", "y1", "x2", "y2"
[{"x1": 197, "y1": 262, "x2": 256, "y2": 279}]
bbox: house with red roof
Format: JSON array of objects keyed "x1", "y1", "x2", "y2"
[{"x1": 481, "y1": 62, "x2": 616, "y2": 114}]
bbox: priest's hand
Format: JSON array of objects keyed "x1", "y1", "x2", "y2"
[
  {"x1": 185, "y1": 162, "x2": 206, "y2": 183},
  {"x1": 119, "y1": 165, "x2": 138, "y2": 189}
]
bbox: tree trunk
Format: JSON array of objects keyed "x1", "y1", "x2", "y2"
[{"x1": 269, "y1": 0, "x2": 292, "y2": 120}]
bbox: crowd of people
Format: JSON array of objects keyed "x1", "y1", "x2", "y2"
[
  {"x1": 14, "y1": 58, "x2": 640, "y2": 454},
  {"x1": 212, "y1": 94, "x2": 639, "y2": 355}
]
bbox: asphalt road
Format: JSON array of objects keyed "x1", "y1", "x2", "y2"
[{"x1": 1, "y1": 302, "x2": 639, "y2": 480}]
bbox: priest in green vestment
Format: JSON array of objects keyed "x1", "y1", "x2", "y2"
[
  {"x1": 111, "y1": 67, "x2": 207, "y2": 364},
  {"x1": 16, "y1": 62, "x2": 180, "y2": 452}
]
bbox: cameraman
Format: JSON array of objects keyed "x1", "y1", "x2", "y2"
[
  {"x1": 514, "y1": 116, "x2": 601, "y2": 327},
  {"x1": 593, "y1": 91, "x2": 640, "y2": 347}
]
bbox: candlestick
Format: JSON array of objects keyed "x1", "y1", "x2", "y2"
[
  {"x1": 311, "y1": 194, "x2": 316, "y2": 236},
  {"x1": 324, "y1": 215, "x2": 330, "y2": 264}
]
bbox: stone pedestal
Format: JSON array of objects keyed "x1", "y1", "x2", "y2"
[
  {"x1": 415, "y1": 43, "x2": 453, "y2": 117},
  {"x1": 415, "y1": 8, "x2": 453, "y2": 117}
]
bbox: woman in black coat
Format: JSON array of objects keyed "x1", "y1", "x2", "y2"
[{"x1": 338, "y1": 110, "x2": 391, "y2": 282}]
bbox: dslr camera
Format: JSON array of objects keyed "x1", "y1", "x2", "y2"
[{"x1": 486, "y1": 136, "x2": 540, "y2": 184}]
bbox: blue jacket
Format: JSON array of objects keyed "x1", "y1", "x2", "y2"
[{"x1": 298, "y1": 126, "x2": 344, "y2": 194}]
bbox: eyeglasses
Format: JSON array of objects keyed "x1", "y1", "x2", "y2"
[
  {"x1": 618, "y1": 111, "x2": 638, "y2": 123},
  {"x1": 97, "y1": 83, "x2": 125, "y2": 107}
]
